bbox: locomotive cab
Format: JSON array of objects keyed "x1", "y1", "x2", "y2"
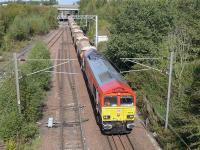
[{"x1": 101, "y1": 87, "x2": 136, "y2": 134}]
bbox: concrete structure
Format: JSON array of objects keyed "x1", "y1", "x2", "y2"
[
  {"x1": 54, "y1": 4, "x2": 79, "y2": 21},
  {"x1": 0, "y1": 0, "x2": 49, "y2": 3},
  {"x1": 96, "y1": 35, "x2": 108, "y2": 43}
]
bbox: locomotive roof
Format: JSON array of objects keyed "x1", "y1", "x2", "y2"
[{"x1": 85, "y1": 50, "x2": 126, "y2": 87}]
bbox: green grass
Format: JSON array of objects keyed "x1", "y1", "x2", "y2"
[{"x1": 20, "y1": 136, "x2": 41, "y2": 150}]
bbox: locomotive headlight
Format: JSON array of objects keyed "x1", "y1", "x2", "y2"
[
  {"x1": 127, "y1": 115, "x2": 134, "y2": 119},
  {"x1": 103, "y1": 115, "x2": 110, "y2": 119}
]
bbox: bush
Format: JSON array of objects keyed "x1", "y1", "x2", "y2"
[
  {"x1": 20, "y1": 77, "x2": 44, "y2": 122},
  {"x1": 0, "y1": 4, "x2": 58, "y2": 51},
  {"x1": 5, "y1": 139, "x2": 16, "y2": 150},
  {"x1": 44, "y1": 8, "x2": 58, "y2": 29},
  {"x1": 0, "y1": 41, "x2": 51, "y2": 145},
  {"x1": 20, "y1": 42, "x2": 51, "y2": 122},
  {"x1": 9, "y1": 15, "x2": 31, "y2": 41},
  {"x1": 23, "y1": 41, "x2": 51, "y2": 89},
  {"x1": 106, "y1": 0, "x2": 175, "y2": 70},
  {"x1": 0, "y1": 20, "x2": 4, "y2": 47},
  {"x1": 29, "y1": 15, "x2": 50, "y2": 35},
  {"x1": 21, "y1": 123, "x2": 38, "y2": 142}
]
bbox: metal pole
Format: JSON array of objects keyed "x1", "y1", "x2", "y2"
[
  {"x1": 14, "y1": 53, "x2": 21, "y2": 113},
  {"x1": 165, "y1": 50, "x2": 174, "y2": 130},
  {"x1": 95, "y1": 15, "x2": 98, "y2": 47}
]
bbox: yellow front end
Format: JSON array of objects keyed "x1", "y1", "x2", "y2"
[{"x1": 102, "y1": 106, "x2": 136, "y2": 122}]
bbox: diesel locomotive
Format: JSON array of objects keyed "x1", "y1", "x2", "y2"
[{"x1": 68, "y1": 16, "x2": 136, "y2": 134}]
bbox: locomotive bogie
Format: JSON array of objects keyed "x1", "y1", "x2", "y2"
[{"x1": 102, "y1": 121, "x2": 135, "y2": 134}]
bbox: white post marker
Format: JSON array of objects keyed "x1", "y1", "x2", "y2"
[
  {"x1": 14, "y1": 53, "x2": 21, "y2": 113},
  {"x1": 48, "y1": 117, "x2": 54, "y2": 128},
  {"x1": 95, "y1": 15, "x2": 98, "y2": 48},
  {"x1": 165, "y1": 50, "x2": 174, "y2": 130}
]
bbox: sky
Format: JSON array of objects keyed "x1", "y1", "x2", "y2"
[
  {"x1": 59, "y1": 0, "x2": 79, "y2": 4},
  {"x1": 0, "y1": 0, "x2": 79, "y2": 4}
]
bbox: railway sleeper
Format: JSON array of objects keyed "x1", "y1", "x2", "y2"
[
  {"x1": 63, "y1": 105, "x2": 86, "y2": 110},
  {"x1": 64, "y1": 144, "x2": 83, "y2": 150},
  {"x1": 63, "y1": 118, "x2": 89, "y2": 126}
]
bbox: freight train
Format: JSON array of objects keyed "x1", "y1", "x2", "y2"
[{"x1": 68, "y1": 16, "x2": 136, "y2": 134}]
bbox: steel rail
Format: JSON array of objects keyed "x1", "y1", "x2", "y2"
[
  {"x1": 107, "y1": 136, "x2": 115, "y2": 150},
  {"x1": 48, "y1": 30, "x2": 64, "y2": 48},
  {"x1": 125, "y1": 135, "x2": 135, "y2": 149},
  {"x1": 17, "y1": 28, "x2": 63, "y2": 61},
  {"x1": 57, "y1": 29, "x2": 65, "y2": 150},
  {"x1": 112, "y1": 135, "x2": 118, "y2": 150},
  {"x1": 1, "y1": 28, "x2": 62, "y2": 73},
  {"x1": 64, "y1": 24, "x2": 86, "y2": 150},
  {"x1": 47, "y1": 29, "x2": 62, "y2": 46},
  {"x1": 107, "y1": 135, "x2": 135, "y2": 150},
  {"x1": 118, "y1": 135, "x2": 126, "y2": 150}
]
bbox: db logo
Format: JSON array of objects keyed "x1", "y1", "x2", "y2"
[{"x1": 116, "y1": 109, "x2": 121, "y2": 113}]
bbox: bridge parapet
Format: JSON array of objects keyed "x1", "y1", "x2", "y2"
[{"x1": 54, "y1": 4, "x2": 79, "y2": 21}]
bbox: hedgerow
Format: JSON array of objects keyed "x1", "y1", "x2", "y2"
[{"x1": 0, "y1": 41, "x2": 51, "y2": 148}]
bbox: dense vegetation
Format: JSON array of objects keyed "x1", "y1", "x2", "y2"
[
  {"x1": 0, "y1": 42, "x2": 51, "y2": 149},
  {"x1": 0, "y1": 4, "x2": 57, "y2": 148},
  {"x1": 0, "y1": 0, "x2": 57, "y2": 5},
  {"x1": 80, "y1": 0, "x2": 200, "y2": 149},
  {"x1": 79, "y1": 0, "x2": 124, "y2": 41},
  {"x1": 0, "y1": 4, "x2": 58, "y2": 52}
]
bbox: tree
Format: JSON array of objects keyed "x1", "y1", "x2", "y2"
[
  {"x1": 106, "y1": 0, "x2": 175, "y2": 70},
  {"x1": 9, "y1": 14, "x2": 30, "y2": 40}
]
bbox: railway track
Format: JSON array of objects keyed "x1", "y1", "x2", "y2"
[
  {"x1": 48, "y1": 28, "x2": 64, "y2": 48},
  {"x1": 64, "y1": 24, "x2": 86, "y2": 149},
  {"x1": 107, "y1": 134, "x2": 135, "y2": 150},
  {"x1": 0, "y1": 25, "x2": 65, "y2": 72},
  {"x1": 57, "y1": 28, "x2": 65, "y2": 150},
  {"x1": 56, "y1": 25, "x2": 86, "y2": 150}
]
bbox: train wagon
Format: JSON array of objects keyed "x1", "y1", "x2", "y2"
[
  {"x1": 70, "y1": 25, "x2": 80, "y2": 37},
  {"x1": 70, "y1": 25, "x2": 80, "y2": 31},
  {"x1": 82, "y1": 49, "x2": 136, "y2": 134},
  {"x1": 76, "y1": 36, "x2": 94, "y2": 57},
  {"x1": 71, "y1": 29, "x2": 83, "y2": 43},
  {"x1": 68, "y1": 17, "x2": 76, "y2": 27},
  {"x1": 74, "y1": 32, "x2": 85, "y2": 44},
  {"x1": 68, "y1": 20, "x2": 76, "y2": 26}
]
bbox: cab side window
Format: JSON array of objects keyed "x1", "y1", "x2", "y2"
[
  {"x1": 104, "y1": 96, "x2": 117, "y2": 107},
  {"x1": 120, "y1": 96, "x2": 133, "y2": 106}
]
